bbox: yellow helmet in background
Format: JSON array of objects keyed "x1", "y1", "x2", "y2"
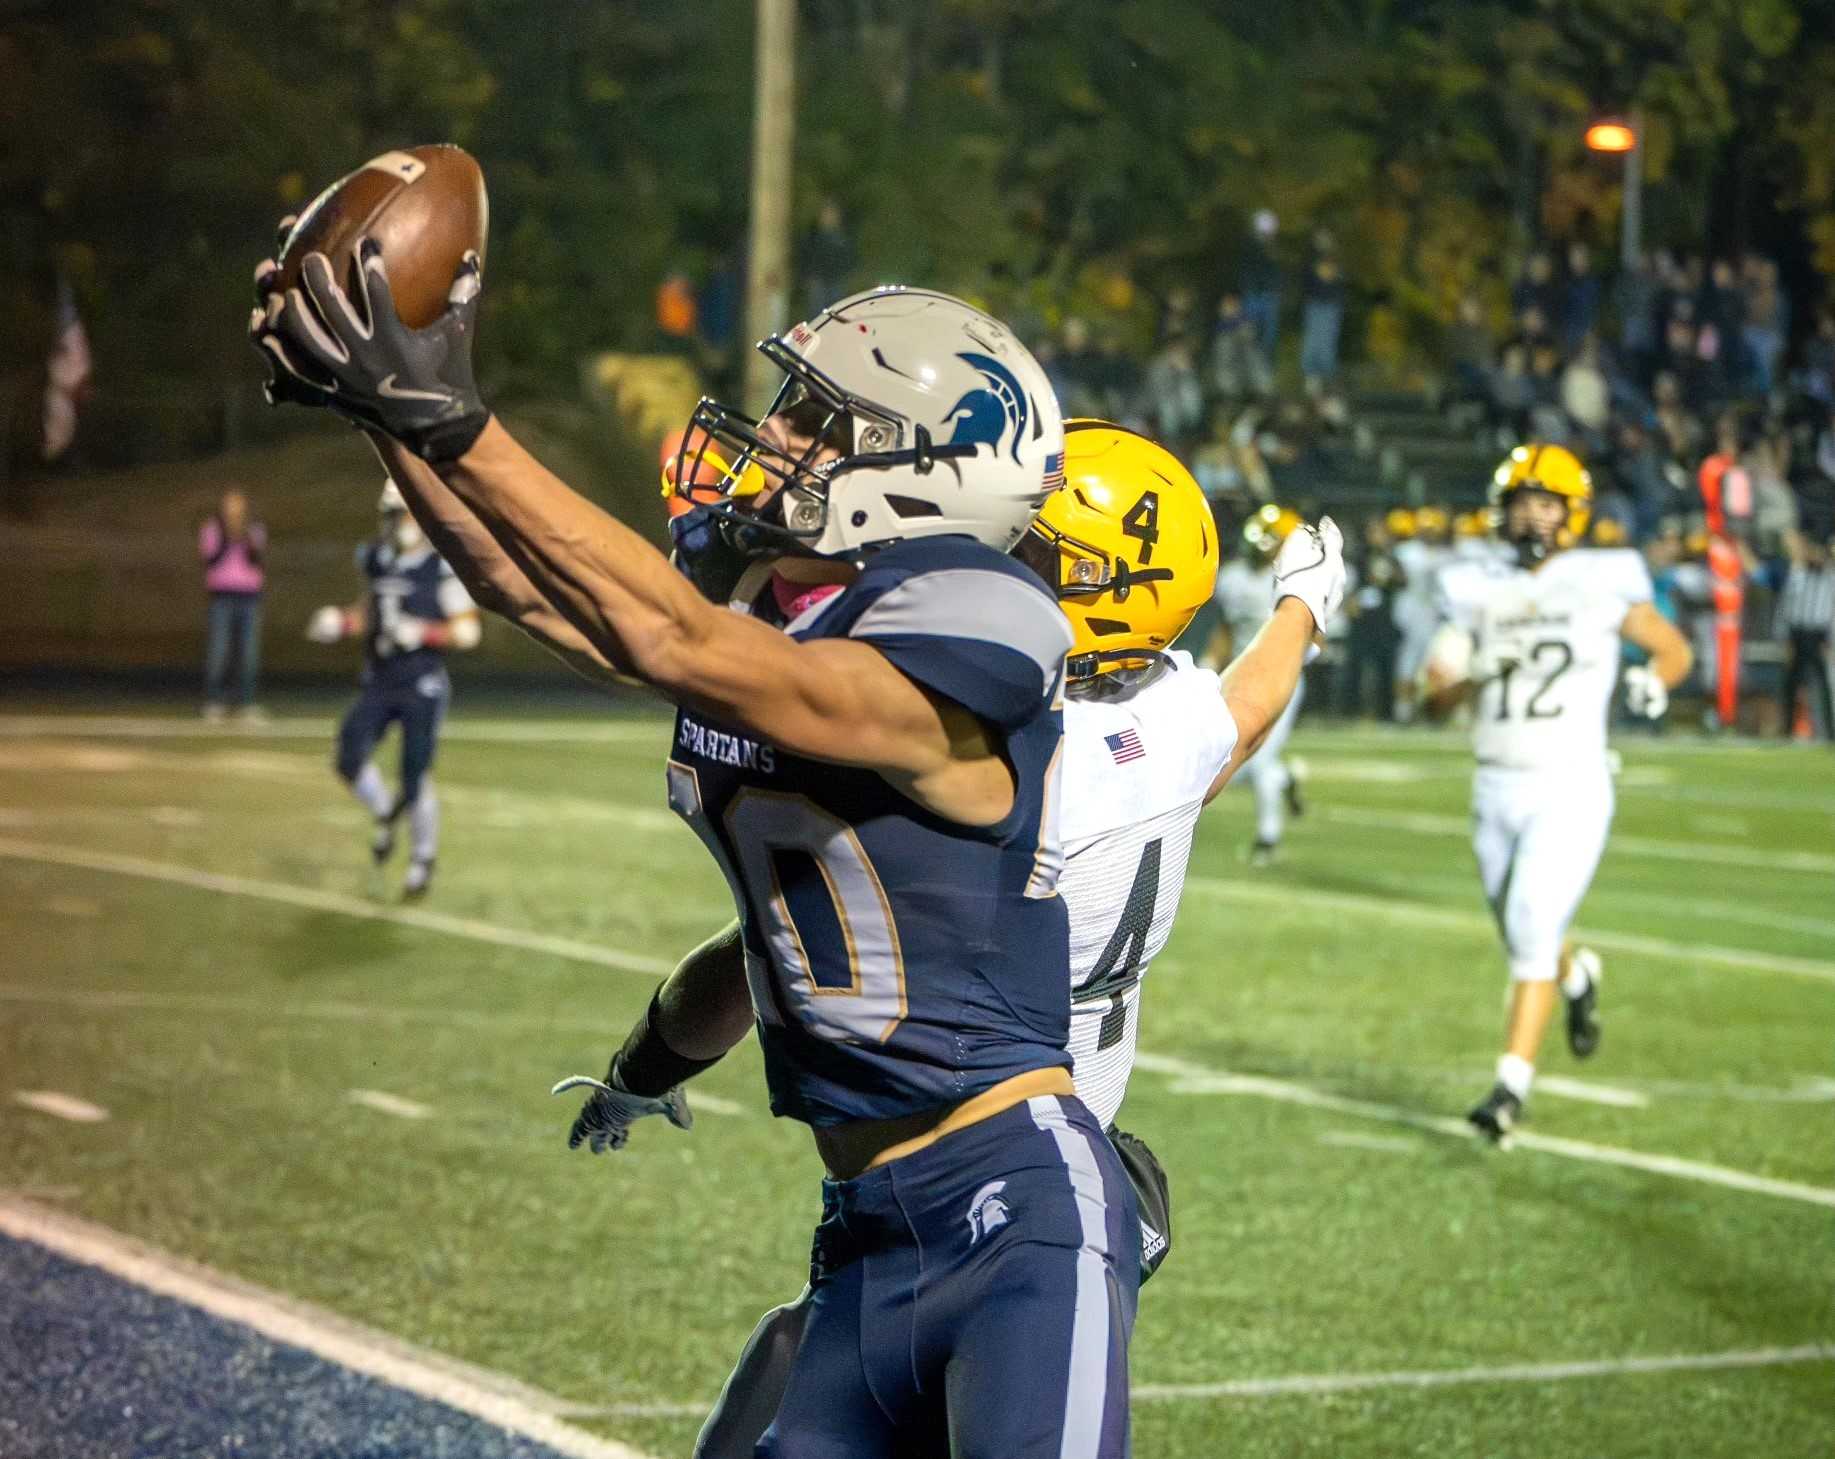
[
  {"x1": 1243, "y1": 503, "x2": 1302, "y2": 561},
  {"x1": 1415, "y1": 504, "x2": 1452, "y2": 541},
  {"x1": 1454, "y1": 508, "x2": 1492, "y2": 539},
  {"x1": 1590, "y1": 516, "x2": 1628, "y2": 547},
  {"x1": 1384, "y1": 506, "x2": 1417, "y2": 539},
  {"x1": 1490, "y1": 442, "x2": 1592, "y2": 563},
  {"x1": 1017, "y1": 419, "x2": 1219, "y2": 681}
]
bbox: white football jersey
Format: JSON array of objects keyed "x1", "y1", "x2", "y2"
[
  {"x1": 1215, "y1": 559, "x2": 1274, "y2": 645},
  {"x1": 1393, "y1": 538, "x2": 1452, "y2": 633},
  {"x1": 1060, "y1": 651, "x2": 1239, "y2": 1127},
  {"x1": 1436, "y1": 547, "x2": 1652, "y2": 772}
]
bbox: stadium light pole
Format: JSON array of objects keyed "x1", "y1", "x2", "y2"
[
  {"x1": 743, "y1": 0, "x2": 798, "y2": 412},
  {"x1": 1585, "y1": 111, "x2": 1642, "y2": 269}
]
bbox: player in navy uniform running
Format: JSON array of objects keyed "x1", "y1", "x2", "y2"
[
  {"x1": 305, "y1": 478, "x2": 481, "y2": 899},
  {"x1": 254, "y1": 248, "x2": 1139, "y2": 1455}
]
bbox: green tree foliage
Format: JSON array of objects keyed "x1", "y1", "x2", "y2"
[{"x1": 8, "y1": 0, "x2": 1835, "y2": 478}]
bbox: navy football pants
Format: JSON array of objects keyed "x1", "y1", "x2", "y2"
[
  {"x1": 334, "y1": 678, "x2": 446, "y2": 813},
  {"x1": 751, "y1": 1093, "x2": 1137, "y2": 1459}
]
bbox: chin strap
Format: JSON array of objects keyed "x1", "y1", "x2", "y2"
[{"x1": 1066, "y1": 646, "x2": 1174, "y2": 682}]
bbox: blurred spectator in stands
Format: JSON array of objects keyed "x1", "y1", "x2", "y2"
[
  {"x1": 1512, "y1": 250, "x2": 1558, "y2": 328},
  {"x1": 654, "y1": 271, "x2": 697, "y2": 349},
  {"x1": 1210, "y1": 291, "x2": 1272, "y2": 402},
  {"x1": 1488, "y1": 340, "x2": 1535, "y2": 442},
  {"x1": 1158, "y1": 284, "x2": 1198, "y2": 347},
  {"x1": 1741, "y1": 258, "x2": 1787, "y2": 397},
  {"x1": 798, "y1": 198, "x2": 856, "y2": 316},
  {"x1": 1774, "y1": 530, "x2": 1834, "y2": 739},
  {"x1": 1300, "y1": 233, "x2": 1346, "y2": 390},
  {"x1": 1445, "y1": 291, "x2": 1494, "y2": 419},
  {"x1": 1698, "y1": 258, "x2": 1743, "y2": 349},
  {"x1": 1144, "y1": 335, "x2": 1205, "y2": 454},
  {"x1": 1611, "y1": 416, "x2": 1684, "y2": 541},
  {"x1": 1653, "y1": 370, "x2": 1703, "y2": 460},
  {"x1": 1051, "y1": 316, "x2": 1102, "y2": 418},
  {"x1": 1342, "y1": 514, "x2": 1401, "y2": 720},
  {"x1": 199, "y1": 488, "x2": 266, "y2": 723},
  {"x1": 1560, "y1": 333, "x2": 1611, "y2": 450},
  {"x1": 1749, "y1": 432, "x2": 1799, "y2": 561},
  {"x1": 1240, "y1": 209, "x2": 1284, "y2": 363},
  {"x1": 1560, "y1": 242, "x2": 1602, "y2": 352},
  {"x1": 1526, "y1": 339, "x2": 1568, "y2": 441},
  {"x1": 1091, "y1": 331, "x2": 1146, "y2": 430},
  {"x1": 1803, "y1": 312, "x2": 1835, "y2": 408},
  {"x1": 1616, "y1": 250, "x2": 1661, "y2": 371}
]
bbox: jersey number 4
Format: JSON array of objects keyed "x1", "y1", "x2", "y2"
[{"x1": 1493, "y1": 639, "x2": 1573, "y2": 720}]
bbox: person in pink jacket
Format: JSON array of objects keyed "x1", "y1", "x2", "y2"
[{"x1": 199, "y1": 489, "x2": 267, "y2": 721}]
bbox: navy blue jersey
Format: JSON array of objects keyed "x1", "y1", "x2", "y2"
[
  {"x1": 667, "y1": 535, "x2": 1074, "y2": 1128},
  {"x1": 358, "y1": 541, "x2": 473, "y2": 689}
]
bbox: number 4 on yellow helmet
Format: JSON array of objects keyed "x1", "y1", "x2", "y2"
[{"x1": 1015, "y1": 420, "x2": 1219, "y2": 681}]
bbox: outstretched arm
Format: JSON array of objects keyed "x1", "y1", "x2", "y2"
[
  {"x1": 366, "y1": 433, "x2": 630, "y2": 685},
  {"x1": 1208, "y1": 599, "x2": 1314, "y2": 800}
]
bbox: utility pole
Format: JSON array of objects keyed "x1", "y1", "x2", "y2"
[
  {"x1": 743, "y1": 0, "x2": 797, "y2": 412},
  {"x1": 1621, "y1": 107, "x2": 1644, "y2": 270}
]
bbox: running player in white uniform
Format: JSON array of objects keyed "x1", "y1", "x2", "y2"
[
  {"x1": 1423, "y1": 444, "x2": 1691, "y2": 1142},
  {"x1": 1393, "y1": 504, "x2": 1453, "y2": 721},
  {"x1": 1215, "y1": 505, "x2": 1308, "y2": 863},
  {"x1": 616, "y1": 422, "x2": 1344, "y2": 1457}
]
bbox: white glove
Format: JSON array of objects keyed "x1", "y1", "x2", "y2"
[
  {"x1": 389, "y1": 615, "x2": 429, "y2": 652},
  {"x1": 1271, "y1": 516, "x2": 1346, "y2": 633},
  {"x1": 1623, "y1": 664, "x2": 1669, "y2": 719},
  {"x1": 552, "y1": 1073, "x2": 693, "y2": 1154},
  {"x1": 305, "y1": 605, "x2": 346, "y2": 644}
]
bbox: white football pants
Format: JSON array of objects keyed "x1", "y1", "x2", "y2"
[{"x1": 1471, "y1": 764, "x2": 1613, "y2": 982}]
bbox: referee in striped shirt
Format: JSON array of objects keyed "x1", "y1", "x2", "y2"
[{"x1": 1779, "y1": 532, "x2": 1835, "y2": 740}]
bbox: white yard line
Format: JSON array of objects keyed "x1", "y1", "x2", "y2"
[
  {"x1": 347, "y1": 1089, "x2": 433, "y2": 1120},
  {"x1": 1181, "y1": 872, "x2": 1835, "y2": 985},
  {"x1": 0, "y1": 837, "x2": 671, "y2": 978},
  {"x1": 1316, "y1": 804, "x2": 1835, "y2": 876},
  {"x1": 1133, "y1": 1343, "x2": 1835, "y2": 1401},
  {"x1": 1529, "y1": 1076, "x2": 1650, "y2": 1109},
  {"x1": 1316, "y1": 1130, "x2": 1418, "y2": 1154},
  {"x1": 687, "y1": 1092, "x2": 748, "y2": 1117},
  {"x1": 0, "y1": 1194, "x2": 658, "y2": 1459},
  {"x1": 1133, "y1": 1052, "x2": 1835, "y2": 1210},
  {"x1": 12, "y1": 1091, "x2": 108, "y2": 1123}
]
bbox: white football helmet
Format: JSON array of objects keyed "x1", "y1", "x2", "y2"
[
  {"x1": 377, "y1": 476, "x2": 422, "y2": 550},
  {"x1": 675, "y1": 287, "x2": 1065, "y2": 558}
]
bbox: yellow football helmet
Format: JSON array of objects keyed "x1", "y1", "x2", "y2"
[
  {"x1": 1453, "y1": 508, "x2": 1492, "y2": 539},
  {"x1": 1414, "y1": 504, "x2": 1452, "y2": 542},
  {"x1": 1384, "y1": 506, "x2": 1417, "y2": 539},
  {"x1": 1490, "y1": 443, "x2": 1591, "y2": 563},
  {"x1": 1016, "y1": 420, "x2": 1219, "y2": 681},
  {"x1": 1242, "y1": 503, "x2": 1302, "y2": 561},
  {"x1": 1590, "y1": 515, "x2": 1628, "y2": 547}
]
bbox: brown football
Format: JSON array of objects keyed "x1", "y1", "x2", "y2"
[{"x1": 273, "y1": 144, "x2": 488, "y2": 329}]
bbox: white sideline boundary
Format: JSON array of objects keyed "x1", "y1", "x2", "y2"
[
  {"x1": 1181, "y1": 871, "x2": 1835, "y2": 985},
  {"x1": 1132, "y1": 1344, "x2": 1835, "y2": 1401},
  {"x1": 0, "y1": 1194, "x2": 659, "y2": 1459},
  {"x1": 1133, "y1": 1053, "x2": 1835, "y2": 1210},
  {"x1": 4, "y1": 831, "x2": 1831, "y2": 989},
  {"x1": 0, "y1": 837, "x2": 671, "y2": 978}
]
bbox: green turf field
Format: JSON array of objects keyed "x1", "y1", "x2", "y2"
[{"x1": 1, "y1": 704, "x2": 1831, "y2": 1457}]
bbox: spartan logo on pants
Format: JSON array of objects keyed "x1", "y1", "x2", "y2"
[{"x1": 966, "y1": 1180, "x2": 1012, "y2": 1243}]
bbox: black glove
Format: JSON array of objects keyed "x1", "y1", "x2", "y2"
[{"x1": 252, "y1": 235, "x2": 490, "y2": 464}]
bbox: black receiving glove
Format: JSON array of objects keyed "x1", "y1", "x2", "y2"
[{"x1": 250, "y1": 235, "x2": 490, "y2": 464}]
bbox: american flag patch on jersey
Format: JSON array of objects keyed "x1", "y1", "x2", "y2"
[{"x1": 1105, "y1": 729, "x2": 1145, "y2": 764}]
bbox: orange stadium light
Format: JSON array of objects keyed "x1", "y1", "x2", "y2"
[{"x1": 1585, "y1": 121, "x2": 1637, "y2": 154}]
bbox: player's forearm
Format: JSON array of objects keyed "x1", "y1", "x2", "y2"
[
  {"x1": 433, "y1": 418, "x2": 709, "y2": 682},
  {"x1": 1218, "y1": 599, "x2": 1313, "y2": 772},
  {"x1": 1650, "y1": 634, "x2": 1693, "y2": 689},
  {"x1": 369, "y1": 433, "x2": 628, "y2": 681},
  {"x1": 654, "y1": 920, "x2": 755, "y2": 1061}
]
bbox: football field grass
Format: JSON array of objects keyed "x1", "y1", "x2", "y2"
[{"x1": 1, "y1": 701, "x2": 1831, "y2": 1457}]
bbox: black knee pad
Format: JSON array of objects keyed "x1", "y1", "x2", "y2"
[{"x1": 1108, "y1": 1124, "x2": 1172, "y2": 1285}]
